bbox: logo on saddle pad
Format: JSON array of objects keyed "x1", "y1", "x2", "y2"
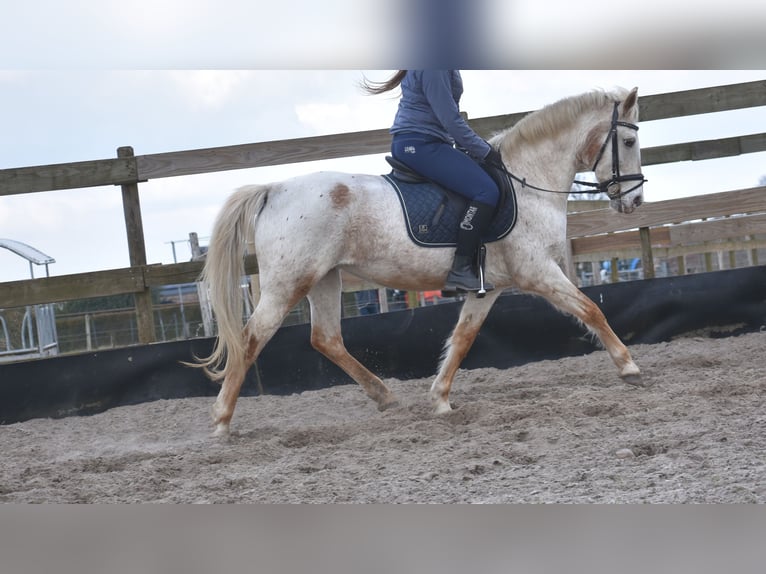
[{"x1": 382, "y1": 174, "x2": 517, "y2": 248}]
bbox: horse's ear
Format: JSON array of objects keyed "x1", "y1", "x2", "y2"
[{"x1": 622, "y1": 87, "x2": 639, "y2": 115}]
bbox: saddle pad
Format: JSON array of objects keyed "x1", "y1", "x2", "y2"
[{"x1": 382, "y1": 173, "x2": 517, "y2": 248}]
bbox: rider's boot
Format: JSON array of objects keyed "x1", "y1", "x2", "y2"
[{"x1": 444, "y1": 201, "x2": 496, "y2": 293}]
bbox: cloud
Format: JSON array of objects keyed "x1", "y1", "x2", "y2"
[
  {"x1": 295, "y1": 101, "x2": 394, "y2": 135},
  {"x1": 169, "y1": 71, "x2": 250, "y2": 110},
  {"x1": 101, "y1": 0, "x2": 214, "y2": 41},
  {"x1": 0, "y1": 189, "x2": 129, "y2": 282}
]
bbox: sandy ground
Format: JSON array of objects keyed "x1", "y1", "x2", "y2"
[{"x1": 1, "y1": 331, "x2": 764, "y2": 503}]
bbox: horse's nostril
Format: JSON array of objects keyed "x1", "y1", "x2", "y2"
[{"x1": 633, "y1": 196, "x2": 643, "y2": 208}]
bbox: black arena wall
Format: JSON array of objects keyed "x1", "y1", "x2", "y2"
[{"x1": 1, "y1": 266, "x2": 764, "y2": 424}]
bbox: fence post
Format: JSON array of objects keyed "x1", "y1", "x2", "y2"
[
  {"x1": 639, "y1": 227, "x2": 655, "y2": 279},
  {"x1": 117, "y1": 146, "x2": 155, "y2": 344},
  {"x1": 85, "y1": 314, "x2": 92, "y2": 351},
  {"x1": 190, "y1": 232, "x2": 213, "y2": 337},
  {"x1": 610, "y1": 257, "x2": 619, "y2": 283},
  {"x1": 591, "y1": 260, "x2": 602, "y2": 285},
  {"x1": 377, "y1": 287, "x2": 389, "y2": 313},
  {"x1": 747, "y1": 235, "x2": 758, "y2": 266}
]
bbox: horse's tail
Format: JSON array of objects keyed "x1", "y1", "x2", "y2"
[{"x1": 193, "y1": 184, "x2": 268, "y2": 382}]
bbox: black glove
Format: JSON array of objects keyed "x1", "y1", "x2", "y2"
[
  {"x1": 481, "y1": 146, "x2": 507, "y2": 196},
  {"x1": 483, "y1": 147, "x2": 504, "y2": 170}
]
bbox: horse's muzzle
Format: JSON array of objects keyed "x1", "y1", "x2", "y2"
[{"x1": 613, "y1": 192, "x2": 644, "y2": 214}]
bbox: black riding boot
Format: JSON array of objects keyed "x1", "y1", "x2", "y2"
[{"x1": 444, "y1": 201, "x2": 496, "y2": 292}]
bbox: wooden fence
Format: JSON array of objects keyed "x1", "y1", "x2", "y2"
[
  {"x1": 568, "y1": 185, "x2": 766, "y2": 284},
  {"x1": 1, "y1": 80, "x2": 765, "y2": 345}
]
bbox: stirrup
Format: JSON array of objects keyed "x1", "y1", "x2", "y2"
[
  {"x1": 476, "y1": 245, "x2": 490, "y2": 298},
  {"x1": 442, "y1": 246, "x2": 494, "y2": 298}
]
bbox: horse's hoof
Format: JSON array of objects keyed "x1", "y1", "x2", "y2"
[
  {"x1": 621, "y1": 373, "x2": 649, "y2": 387},
  {"x1": 433, "y1": 401, "x2": 453, "y2": 415},
  {"x1": 212, "y1": 423, "x2": 231, "y2": 438},
  {"x1": 377, "y1": 396, "x2": 399, "y2": 411}
]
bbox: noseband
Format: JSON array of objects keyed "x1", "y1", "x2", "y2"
[{"x1": 582, "y1": 101, "x2": 647, "y2": 200}]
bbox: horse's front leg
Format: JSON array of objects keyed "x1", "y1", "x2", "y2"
[
  {"x1": 430, "y1": 292, "x2": 500, "y2": 414},
  {"x1": 526, "y1": 267, "x2": 642, "y2": 385}
]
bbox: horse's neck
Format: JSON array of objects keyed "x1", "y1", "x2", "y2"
[{"x1": 508, "y1": 130, "x2": 579, "y2": 193}]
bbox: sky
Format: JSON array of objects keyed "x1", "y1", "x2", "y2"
[{"x1": 0, "y1": 2, "x2": 765, "y2": 284}]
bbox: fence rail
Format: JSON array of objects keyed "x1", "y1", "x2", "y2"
[
  {"x1": 2, "y1": 80, "x2": 764, "y2": 196},
  {"x1": 1, "y1": 80, "x2": 765, "y2": 344}
]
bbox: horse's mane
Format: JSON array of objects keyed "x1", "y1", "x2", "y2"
[{"x1": 492, "y1": 87, "x2": 632, "y2": 151}]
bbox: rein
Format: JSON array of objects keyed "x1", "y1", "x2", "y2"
[{"x1": 498, "y1": 101, "x2": 647, "y2": 200}]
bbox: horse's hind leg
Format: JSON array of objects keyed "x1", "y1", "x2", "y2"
[
  {"x1": 307, "y1": 271, "x2": 398, "y2": 410},
  {"x1": 527, "y1": 267, "x2": 642, "y2": 384},
  {"x1": 212, "y1": 292, "x2": 295, "y2": 436},
  {"x1": 430, "y1": 292, "x2": 500, "y2": 414}
]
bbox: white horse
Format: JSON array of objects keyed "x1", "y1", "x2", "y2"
[{"x1": 196, "y1": 86, "x2": 646, "y2": 436}]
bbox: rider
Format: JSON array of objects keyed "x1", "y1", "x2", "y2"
[{"x1": 363, "y1": 70, "x2": 504, "y2": 293}]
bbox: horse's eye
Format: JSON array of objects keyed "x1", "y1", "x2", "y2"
[{"x1": 624, "y1": 137, "x2": 636, "y2": 148}]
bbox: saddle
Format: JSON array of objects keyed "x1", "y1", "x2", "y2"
[{"x1": 382, "y1": 156, "x2": 517, "y2": 248}]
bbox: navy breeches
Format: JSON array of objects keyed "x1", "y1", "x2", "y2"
[{"x1": 391, "y1": 133, "x2": 499, "y2": 207}]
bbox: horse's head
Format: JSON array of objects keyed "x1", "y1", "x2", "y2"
[{"x1": 591, "y1": 87, "x2": 646, "y2": 214}]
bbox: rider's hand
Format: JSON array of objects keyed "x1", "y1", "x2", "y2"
[{"x1": 484, "y1": 147, "x2": 504, "y2": 170}]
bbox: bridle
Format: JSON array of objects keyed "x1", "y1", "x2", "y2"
[
  {"x1": 499, "y1": 100, "x2": 647, "y2": 200},
  {"x1": 581, "y1": 101, "x2": 647, "y2": 199}
]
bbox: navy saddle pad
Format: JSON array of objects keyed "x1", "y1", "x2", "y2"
[{"x1": 381, "y1": 164, "x2": 517, "y2": 248}]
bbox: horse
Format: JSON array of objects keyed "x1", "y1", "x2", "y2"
[{"x1": 195, "y1": 86, "x2": 646, "y2": 437}]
